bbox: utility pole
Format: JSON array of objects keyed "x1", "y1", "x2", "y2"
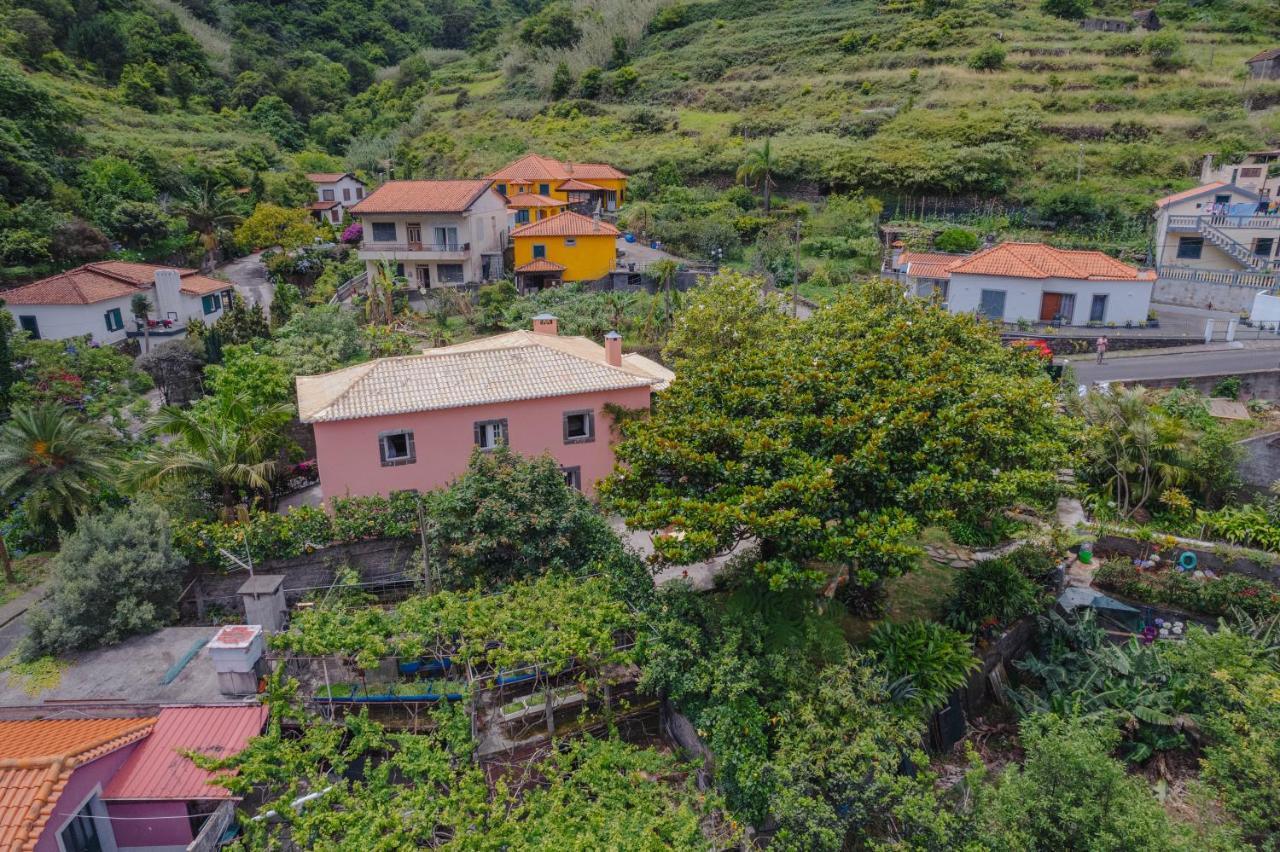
[{"x1": 792, "y1": 218, "x2": 802, "y2": 317}]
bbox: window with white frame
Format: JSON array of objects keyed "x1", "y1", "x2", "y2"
[
  {"x1": 562, "y1": 466, "x2": 582, "y2": 491},
  {"x1": 371, "y1": 222, "x2": 397, "y2": 242},
  {"x1": 473, "y1": 418, "x2": 508, "y2": 450},
  {"x1": 60, "y1": 798, "x2": 106, "y2": 852},
  {"x1": 437, "y1": 264, "x2": 464, "y2": 284},
  {"x1": 322, "y1": 189, "x2": 335, "y2": 200},
  {"x1": 564, "y1": 238, "x2": 576, "y2": 247},
  {"x1": 379, "y1": 430, "x2": 416, "y2": 466},
  {"x1": 104, "y1": 308, "x2": 124, "y2": 332},
  {"x1": 202, "y1": 293, "x2": 222, "y2": 315},
  {"x1": 562, "y1": 409, "x2": 594, "y2": 444}
]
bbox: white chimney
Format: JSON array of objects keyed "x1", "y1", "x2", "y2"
[
  {"x1": 604, "y1": 330, "x2": 622, "y2": 367},
  {"x1": 208, "y1": 624, "x2": 265, "y2": 695},
  {"x1": 152, "y1": 268, "x2": 183, "y2": 323},
  {"x1": 533, "y1": 313, "x2": 559, "y2": 335}
]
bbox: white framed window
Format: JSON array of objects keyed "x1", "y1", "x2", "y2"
[
  {"x1": 379, "y1": 430, "x2": 416, "y2": 466},
  {"x1": 563, "y1": 409, "x2": 595, "y2": 444},
  {"x1": 322, "y1": 189, "x2": 335, "y2": 200},
  {"x1": 104, "y1": 308, "x2": 123, "y2": 332},
  {"x1": 202, "y1": 293, "x2": 222, "y2": 315},
  {"x1": 564, "y1": 238, "x2": 577, "y2": 247},
  {"x1": 371, "y1": 222, "x2": 397, "y2": 242},
  {"x1": 343, "y1": 187, "x2": 352, "y2": 201},
  {"x1": 437, "y1": 264, "x2": 464, "y2": 284},
  {"x1": 473, "y1": 418, "x2": 508, "y2": 450},
  {"x1": 562, "y1": 466, "x2": 582, "y2": 491}
]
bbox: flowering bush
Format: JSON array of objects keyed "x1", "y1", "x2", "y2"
[{"x1": 340, "y1": 222, "x2": 362, "y2": 244}]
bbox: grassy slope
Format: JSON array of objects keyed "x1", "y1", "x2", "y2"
[{"x1": 410, "y1": 0, "x2": 1280, "y2": 217}]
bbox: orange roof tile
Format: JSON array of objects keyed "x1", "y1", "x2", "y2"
[
  {"x1": 1153, "y1": 181, "x2": 1228, "y2": 208},
  {"x1": 899, "y1": 251, "x2": 969, "y2": 280},
  {"x1": 946, "y1": 242, "x2": 1154, "y2": 281},
  {"x1": 515, "y1": 259, "x2": 567, "y2": 273},
  {"x1": 308, "y1": 200, "x2": 339, "y2": 210},
  {"x1": 104, "y1": 705, "x2": 267, "y2": 802},
  {"x1": 510, "y1": 211, "x2": 620, "y2": 239},
  {"x1": 0, "y1": 718, "x2": 155, "y2": 851},
  {"x1": 488, "y1": 154, "x2": 627, "y2": 183},
  {"x1": 506, "y1": 193, "x2": 566, "y2": 209},
  {"x1": 348, "y1": 180, "x2": 494, "y2": 214},
  {"x1": 558, "y1": 178, "x2": 603, "y2": 192},
  {"x1": 2, "y1": 263, "x2": 229, "y2": 305}
]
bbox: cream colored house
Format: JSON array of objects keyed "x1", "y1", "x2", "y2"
[
  {"x1": 1152, "y1": 177, "x2": 1280, "y2": 290},
  {"x1": 349, "y1": 180, "x2": 508, "y2": 287}
]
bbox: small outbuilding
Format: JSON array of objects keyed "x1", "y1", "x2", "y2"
[
  {"x1": 1131, "y1": 8, "x2": 1160, "y2": 30},
  {"x1": 1247, "y1": 47, "x2": 1280, "y2": 81}
]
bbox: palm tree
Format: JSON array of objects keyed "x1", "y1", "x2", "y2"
[
  {"x1": 365, "y1": 260, "x2": 403, "y2": 325},
  {"x1": 175, "y1": 183, "x2": 244, "y2": 266},
  {"x1": 129, "y1": 395, "x2": 295, "y2": 509},
  {"x1": 737, "y1": 138, "x2": 775, "y2": 213},
  {"x1": 0, "y1": 405, "x2": 115, "y2": 536},
  {"x1": 649, "y1": 259, "x2": 679, "y2": 328},
  {"x1": 131, "y1": 293, "x2": 152, "y2": 353}
]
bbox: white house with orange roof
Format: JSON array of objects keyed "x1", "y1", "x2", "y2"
[
  {"x1": 488, "y1": 154, "x2": 627, "y2": 214},
  {"x1": 932, "y1": 242, "x2": 1155, "y2": 326},
  {"x1": 1150, "y1": 155, "x2": 1280, "y2": 293},
  {"x1": 2, "y1": 261, "x2": 233, "y2": 344},
  {"x1": 349, "y1": 179, "x2": 508, "y2": 288},
  {"x1": 306, "y1": 172, "x2": 367, "y2": 224}
]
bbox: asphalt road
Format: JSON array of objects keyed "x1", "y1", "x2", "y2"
[
  {"x1": 217, "y1": 250, "x2": 272, "y2": 310},
  {"x1": 1067, "y1": 349, "x2": 1280, "y2": 383}
]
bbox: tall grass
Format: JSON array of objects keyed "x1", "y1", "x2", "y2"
[{"x1": 145, "y1": 0, "x2": 232, "y2": 68}]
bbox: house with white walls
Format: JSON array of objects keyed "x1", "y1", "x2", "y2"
[
  {"x1": 306, "y1": 172, "x2": 367, "y2": 224},
  {"x1": 2, "y1": 261, "x2": 233, "y2": 344},
  {"x1": 349, "y1": 179, "x2": 508, "y2": 287},
  {"x1": 937, "y1": 242, "x2": 1155, "y2": 326}
]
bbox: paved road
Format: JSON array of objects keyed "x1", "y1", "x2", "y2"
[
  {"x1": 217, "y1": 251, "x2": 272, "y2": 310},
  {"x1": 1067, "y1": 348, "x2": 1280, "y2": 383}
]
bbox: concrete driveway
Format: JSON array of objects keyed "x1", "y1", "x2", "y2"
[{"x1": 218, "y1": 251, "x2": 272, "y2": 310}]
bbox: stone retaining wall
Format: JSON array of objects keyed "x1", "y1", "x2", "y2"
[
  {"x1": 1095, "y1": 533, "x2": 1280, "y2": 584},
  {"x1": 181, "y1": 536, "x2": 421, "y2": 620},
  {"x1": 1115, "y1": 369, "x2": 1280, "y2": 401}
]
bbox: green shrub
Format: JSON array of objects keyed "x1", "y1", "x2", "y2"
[
  {"x1": 1041, "y1": 0, "x2": 1088, "y2": 19},
  {"x1": 1094, "y1": 560, "x2": 1280, "y2": 618},
  {"x1": 1195, "y1": 501, "x2": 1280, "y2": 552},
  {"x1": 867, "y1": 619, "x2": 979, "y2": 713},
  {"x1": 933, "y1": 226, "x2": 979, "y2": 253},
  {"x1": 968, "y1": 43, "x2": 1006, "y2": 72},
  {"x1": 649, "y1": 4, "x2": 692, "y2": 33},
  {"x1": 944, "y1": 556, "x2": 1043, "y2": 634},
  {"x1": 23, "y1": 501, "x2": 187, "y2": 658}
]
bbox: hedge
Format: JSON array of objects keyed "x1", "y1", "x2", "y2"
[{"x1": 173, "y1": 492, "x2": 421, "y2": 569}]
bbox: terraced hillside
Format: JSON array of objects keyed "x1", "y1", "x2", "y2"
[{"x1": 405, "y1": 0, "x2": 1280, "y2": 231}]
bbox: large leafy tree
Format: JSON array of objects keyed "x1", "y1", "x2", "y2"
[
  {"x1": 603, "y1": 277, "x2": 1067, "y2": 594},
  {"x1": 0, "y1": 404, "x2": 115, "y2": 535},
  {"x1": 129, "y1": 393, "x2": 294, "y2": 508}
]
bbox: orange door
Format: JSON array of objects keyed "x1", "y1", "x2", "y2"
[{"x1": 1039, "y1": 293, "x2": 1062, "y2": 322}]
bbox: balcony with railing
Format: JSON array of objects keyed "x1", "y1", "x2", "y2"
[
  {"x1": 357, "y1": 240, "x2": 472, "y2": 259},
  {"x1": 1167, "y1": 214, "x2": 1280, "y2": 231}
]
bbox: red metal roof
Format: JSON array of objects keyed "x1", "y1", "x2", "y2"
[
  {"x1": 103, "y1": 705, "x2": 268, "y2": 801},
  {"x1": 946, "y1": 242, "x2": 1155, "y2": 282},
  {"x1": 510, "y1": 210, "x2": 620, "y2": 238},
  {"x1": 348, "y1": 180, "x2": 494, "y2": 214}
]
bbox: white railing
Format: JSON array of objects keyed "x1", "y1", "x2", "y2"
[
  {"x1": 1167, "y1": 214, "x2": 1280, "y2": 230},
  {"x1": 330, "y1": 270, "x2": 367, "y2": 305},
  {"x1": 1156, "y1": 265, "x2": 1280, "y2": 288}
]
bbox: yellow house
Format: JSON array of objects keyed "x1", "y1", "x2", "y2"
[
  {"x1": 511, "y1": 211, "x2": 619, "y2": 292},
  {"x1": 506, "y1": 192, "x2": 568, "y2": 225},
  {"x1": 489, "y1": 154, "x2": 627, "y2": 213}
]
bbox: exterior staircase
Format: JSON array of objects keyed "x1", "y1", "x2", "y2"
[{"x1": 1197, "y1": 219, "x2": 1275, "y2": 271}]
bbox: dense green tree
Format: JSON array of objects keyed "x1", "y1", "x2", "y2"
[
  {"x1": 136, "y1": 339, "x2": 205, "y2": 406},
  {"x1": 934, "y1": 226, "x2": 980, "y2": 252},
  {"x1": 234, "y1": 203, "x2": 319, "y2": 251},
  {"x1": 425, "y1": 447, "x2": 634, "y2": 590},
  {"x1": 130, "y1": 393, "x2": 294, "y2": 508},
  {"x1": 549, "y1": 61, "x2": 574, "y2": 99},
  {"x1": 519, "y1": 4, "x2": 582, "y2": 49},
  {"x1": 605, "y1": 276, "x2": 1067, "y2": 595},
  {"x1": 22, "y1": 500, "x2": 186, "y2": 658},
  {"x1": 0, "y1": 404, "x2": 115, "y2": 535},
  {"x1": 1041, "y1": 0, "x2": 1088, "y2": 19}
]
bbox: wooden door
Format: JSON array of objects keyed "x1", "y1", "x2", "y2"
[{"x1": 1039, "y1": 292, "x2": 1062, "y2": 322}]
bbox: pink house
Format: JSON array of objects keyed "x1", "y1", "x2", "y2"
[
  {"x1": 0, "y1": 705, "x2": 267, "y2": 852},
  {"x1": 297, "y1": 315, "x2": 673, "y2": 497}
]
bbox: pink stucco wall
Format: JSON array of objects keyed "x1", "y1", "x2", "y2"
[
  {"x1": 108, "y1": 800, "x2": 195, "y2": 849},
  {"x1": 313, "y1": 387, "x2": 653, "y2": 498},
  {"x1": 36, "y1": 743, "x2": 140, "y2": 852}
]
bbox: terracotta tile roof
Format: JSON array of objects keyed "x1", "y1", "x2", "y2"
[
  {"x1": 297, "y1": 329, "x2": 670, "y2": 422},
  {"x1": 1153, "y1": 181, "x2": 1230, "y2": 208},
  {"x1": 308, "y1": 200, "x2": 339, "y2": 210},
  {"x1": 1248, "y1": 47, "x2": 1280, "y2": 63},
  {"x1": 558, "y1": 178, "x2": 603, "y2": 192},
  {"x1": 0, "y1": 718, "x2": 156, "y2": 851},
  {"x1": 946, "y1": 242, "x2": 1155, "y2": 281},
  {"x1": 2, "y1": 263, "x2": 229, "y2": 305},
  {"x1": 349, "y1": 180, "x2": 494, "y2": 215},
  {"x1": 306, "y1": 172, "x2": 361, "y2": 184},
  {"x1": 515, "y1": 259, "x2": 567, "y2": 273},
  {"x1": 104, "y1": 705, "x2": 267, "y2": 802},
  {"x1": 489, "y1": 154, "x2": 627, "y2": 183},
  {"x1": 510, "y1": 211, "x2": 619, "y2": 239},
  {"x1": 506, "y1": 193, "x2": 566, "y2": 208}
]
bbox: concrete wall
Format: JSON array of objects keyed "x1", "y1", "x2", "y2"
[
  {"x1": 1118, "y1": 369, "x2": 1280, "y2": 401},
  {"x1": 1252, "y1": 291, "x2": 1280, "y2": 325},
  {"x1": 1152, "y1": 276, "x2": 1269, "y2": 313},
  {"x1": 7, "y1": 294, "x2": 136, "y2": 344},
  {"x1": 311, "y1": 386, "x2": 651, "y2": 499},
  {"x1": 948, "y1": 272, "x2": 1152, "y2": 325},
  {"x1": 1237, "y1": 431, "x2": 1280, "y2": 493}
]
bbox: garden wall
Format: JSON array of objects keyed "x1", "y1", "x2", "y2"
[
  {"x1": 1119, "y1": 369, "x2": 1280, "y2": 401},
  {"x1": 1236, "y1": 431, "x2": 1280, "y2": 493},
  {"x1": 180, "y1": 536, "x2": 421, "y2": 620},
  {"x1": 1095, "y1": 533, "x2": 1280, "y2": 584},
  {"x1": 1152, "y1": 278, "x2": 1267, "y2": 314},
  {"x1": 1000, "y1": 332, "x2": 1204, "y2": 355}
]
